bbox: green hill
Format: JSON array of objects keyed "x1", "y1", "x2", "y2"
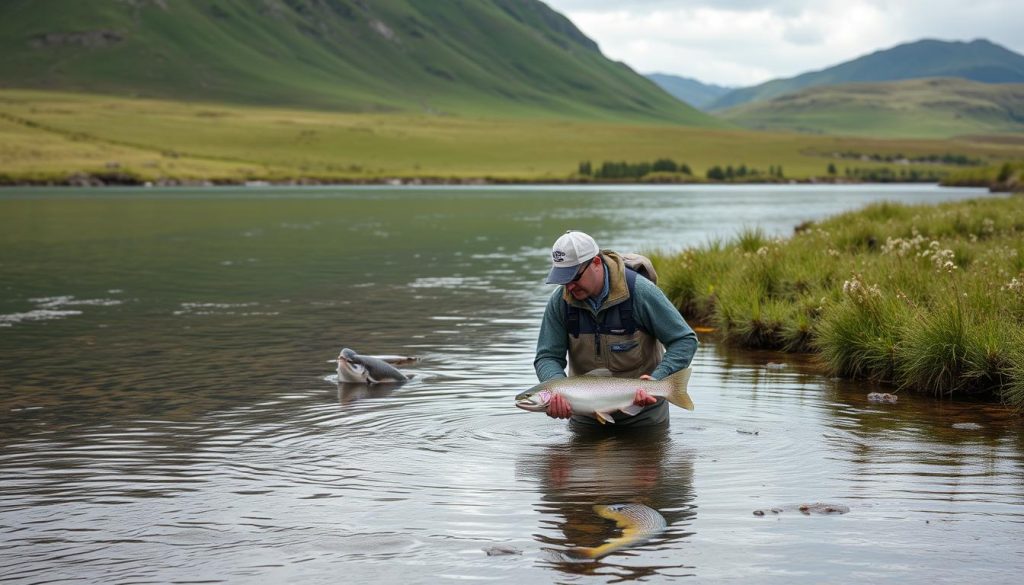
[
  {"x1": 0, "y1": 0, "x2": 718, "y2": 126},
  {"x1": 709, "y1": 39, "x2": 1024, "y2": 111},
  {"x1": 645, "y1": 73, "x2": 733, "y2": 110},
  {"x1": 720, "y1": 78, "x2": 1024, "y2": 139}
]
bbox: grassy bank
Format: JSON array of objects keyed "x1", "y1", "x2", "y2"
[
  {"x1": 3, "y1": 89, "x2": 1024, "y2": 185},
  {"x1": 653, "y1": 195, "x2": 1024, "y2": 408},
  {"x1": 943, "y1": 160, "x2": 1024, "y2": 192}
]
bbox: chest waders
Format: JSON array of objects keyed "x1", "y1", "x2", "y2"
[{"x1": 564, "y1": 268, "x2": 667, "y2": 427}]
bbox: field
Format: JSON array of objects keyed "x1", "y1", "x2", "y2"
[
  {"x1": 721, "y1": 78, "x2": 1024, "y2": 139},
  {"x1": 653, "y1": 196, "x2": 1024, "y2": 407},
  {"x1": 3, "y1": 89, "x2": 1024, "y2": 184}
]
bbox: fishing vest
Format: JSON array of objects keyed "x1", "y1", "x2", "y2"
[{"x1": 564, "y1": 265, "x2": 663, "y2": 379}]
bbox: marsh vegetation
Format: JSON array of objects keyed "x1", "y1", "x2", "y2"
[{"x1": 655, "y1": 196, "x2": 1024, "y2": 407}]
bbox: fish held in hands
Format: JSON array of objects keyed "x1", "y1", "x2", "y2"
[{"x1": 515, "y1": 368, "x2": 693, "y2": 424}]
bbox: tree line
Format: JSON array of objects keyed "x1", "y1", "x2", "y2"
[
  {"x1": 577, "y1": 159, "x2": 784, "y2": 181},
  {"x1": 831, "y1": 151, "x2": 981, "y2": 166}
]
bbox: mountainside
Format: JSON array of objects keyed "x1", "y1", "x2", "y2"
[
  {"x1": 720, "y1": 78, "x2": 1024, "y2": 139},
  {"x1": 709, "y1": 39, "x2": 1024, "y2": 111},
  {"x1": 645, "y1": 73, "x2": 733, "y2": 110},
  {"x1": 0, "y1": 0, "x2": 717, "y2": 125}
]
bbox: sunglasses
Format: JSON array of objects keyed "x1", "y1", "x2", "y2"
[{"x1": 569, "y1": 260, "x2": 591, "y2": 283}]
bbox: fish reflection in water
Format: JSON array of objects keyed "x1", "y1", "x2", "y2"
[
  {"x1": 570, "y1": 503, "x2": 668, "y2": 560},
  {"x1": 517, "y1": 426, "x2": 696, "y2": 576},
  {"x1": 336, "y1": 381, "x2": 405, "y2": 405}
]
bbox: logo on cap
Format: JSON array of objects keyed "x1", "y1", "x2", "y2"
[{"x1": 552, "y1": 250, "x2": 567, "y2": 263}]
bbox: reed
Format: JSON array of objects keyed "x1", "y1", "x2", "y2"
[{"x1": 655, "y1": 195, "x2": 1024, "y2": 407}]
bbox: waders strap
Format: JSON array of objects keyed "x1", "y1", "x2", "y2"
[{"x1": 564, "y1": 268, "x2": 639, "y2": 337}]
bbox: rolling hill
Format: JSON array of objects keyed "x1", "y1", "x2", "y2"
[
  {"x1": 0, "y1": 0, "x2": 718, "y2": 126},
  {"x1": 709, "y1": 39, "x2": 1024, "y2": 111},
  {"x1": 720, "y1": 78, "x2": 1024, "y2": 139},
  {"x1": 645, "y1": 73, "x2": 733, "y2": 110}
]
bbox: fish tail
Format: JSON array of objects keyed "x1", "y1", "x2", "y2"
[
  {"x1": 569, "y1": 542, "x2": 620, "y2": 559},
  {"x1": 664, "y1": 367, "x2": 694, "y2": 410}
]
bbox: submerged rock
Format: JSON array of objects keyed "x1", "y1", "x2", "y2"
[
  {"x1": 483, "y1": 544, "x2": 523, "y2": 556},
  {"x1": 867, "y1": 392, "x2": 898, "y2": 403},
  {"x1": 799, "y1": 502, "x2": 850, "y2": 515},
  {"x1": 753, "y1": 503, "x2": 850, "y2": 516},
  {"x1": 952, "y1": 422, "x2": 983, "y2": 430}
]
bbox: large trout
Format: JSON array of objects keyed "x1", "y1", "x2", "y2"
[
  {"x1": 514, "y1": 368, "x2": 693, "y2": 424},
  {"x1": 573, "y1": 503, "x2": 668, "y2": 559}
]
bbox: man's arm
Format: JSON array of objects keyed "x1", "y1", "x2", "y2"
[
  {"x1": 633, "y1": 277, "x2": 698, "y2": 380},
  {"x1": 534, "y1": 289, "x2": 570, "y2": 382}
]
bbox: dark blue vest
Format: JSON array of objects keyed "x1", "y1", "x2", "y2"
[{"x1": 564, "y1": 268, "x2": 640, "y2": 338}]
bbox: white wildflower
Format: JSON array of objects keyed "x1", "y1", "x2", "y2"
[
  {"x1": 1003, "y1": 277, "x2": 1024, "y2": 293},
  {"x1": 842, "y1": 274, "x2": 882, "y2": 303}
]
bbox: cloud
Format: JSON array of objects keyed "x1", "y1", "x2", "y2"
[{"x1": 543, "y1": 0, "x2": 1024, "y2": 86}]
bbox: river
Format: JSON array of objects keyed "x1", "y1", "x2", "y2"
[{"x1": 1, "y1": 184, "x2": 1021, "y2": 584}]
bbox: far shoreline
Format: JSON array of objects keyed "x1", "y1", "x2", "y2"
[{"x1": 0, "y1": 173, "x2": 1013, "y2": 192}]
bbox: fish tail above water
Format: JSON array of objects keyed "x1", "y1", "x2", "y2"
[
  {"x1": 663, "y1": 367, "x2": 694, "y2": 411},
  {"x1": 570, "y1": 503, "x2": 667, "y2": 560}
]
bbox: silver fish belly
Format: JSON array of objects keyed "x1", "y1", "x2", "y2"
[{"x1": 515, "y1": 368, "x2": 693, "y2": 423}]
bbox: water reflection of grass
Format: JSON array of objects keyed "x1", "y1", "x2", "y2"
[{"x1": 655, "y1": 196, "x2": 1024, "y2": 408}]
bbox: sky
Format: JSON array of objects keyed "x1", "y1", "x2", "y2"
[{"x1": 543, "y1": 0, "x2": 1024, "y2": 87}]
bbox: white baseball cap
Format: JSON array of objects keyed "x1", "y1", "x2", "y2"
[{"x1": 545, "y1": 230, "x2": 599, "y2": 284}]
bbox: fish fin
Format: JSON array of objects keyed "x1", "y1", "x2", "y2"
[
  {"x1": 584, "y1": 368, "x2": 613, "y2": 377},
  {"x1": 595, "y1": 411, "x2": 616, "y2": 424},
  {"x1": 619, "y1": 404, "x2": 644, "y2": 416},
  {"x1": 664, "y1": 367, "x2": 695, "y2": 410}
]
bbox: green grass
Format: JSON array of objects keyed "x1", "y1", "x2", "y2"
[
  {"x1": 654, "y1": 196, "x2": 1024, "y2": 407},
  {"x1": 721, "y1": 78, "x2": 1024, "y2": 139},
  {"x1": 3, "y1": 89, "x2": 1024, "y2": 184},
  {"x1": 944, "y1": 160, "x2": 1024, "y2": 191}
]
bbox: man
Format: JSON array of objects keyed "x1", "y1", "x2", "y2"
[{"x1": 535, "y1": 230, "x2": 698, "y2": 426}]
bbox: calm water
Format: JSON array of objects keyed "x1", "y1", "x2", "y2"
[{"x1": 1, "y1": 184, "x2": 1022, "y2": 584}]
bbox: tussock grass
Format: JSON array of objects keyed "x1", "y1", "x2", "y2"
[{"x1": 656, "y1": 195, "x2": 1024, "y2": 408}]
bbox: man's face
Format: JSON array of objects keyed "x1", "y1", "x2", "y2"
[{"x1": 565, "y1": 257, "x2": 602, "y2": 301}]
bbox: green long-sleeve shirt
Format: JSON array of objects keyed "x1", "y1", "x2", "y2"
[{"x1": 534, "y1": 274, "x2": 698, "y2": 382}]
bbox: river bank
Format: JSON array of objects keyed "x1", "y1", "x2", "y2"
[
  {"x1": 0, "y1": 171, "x2": 997, "y2": 189},
  {"x1": 654, "y1": 194, "x2": 1024, "y2": 409}
]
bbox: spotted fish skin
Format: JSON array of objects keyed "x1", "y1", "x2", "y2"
[
  {"x1": 515, "y1": 368, "x2": 693, "y2": 423},
  {"x1": 572, "y1": 503, "x2": 667, "y2": 559}
]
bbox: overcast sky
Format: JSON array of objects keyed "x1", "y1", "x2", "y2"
[{"x1": 543, "y1": 0, "x2": 1024, "y2": 87}]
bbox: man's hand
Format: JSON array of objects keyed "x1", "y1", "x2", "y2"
[
  {"x1": 633, "y1": 388, "x2": 657, "y2": 407},
  {"x1": 546, "y1": 393, "x2": 572, "y2": 419},
  {"x1": 634, "y1": 374, "x2": 657, "y2": 407}
]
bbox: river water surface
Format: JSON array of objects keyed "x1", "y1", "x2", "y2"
[{"x1": 1, "y1": 184, "x2": 1022, "y2": 584}]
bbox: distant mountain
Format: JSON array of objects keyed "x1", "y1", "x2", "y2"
[
  {"x1": 720, "y1": 78, "x2": 1024, "y2": 139},
  {"x1": 709, "y1": 39, "x2": 1024, "y2": 111},
  {"x1": 0, "y1": 0, "x2": 719, "y2": 126},
  {"x1": 645, "y1": 73, "x2": 733, "y2": 110}
]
